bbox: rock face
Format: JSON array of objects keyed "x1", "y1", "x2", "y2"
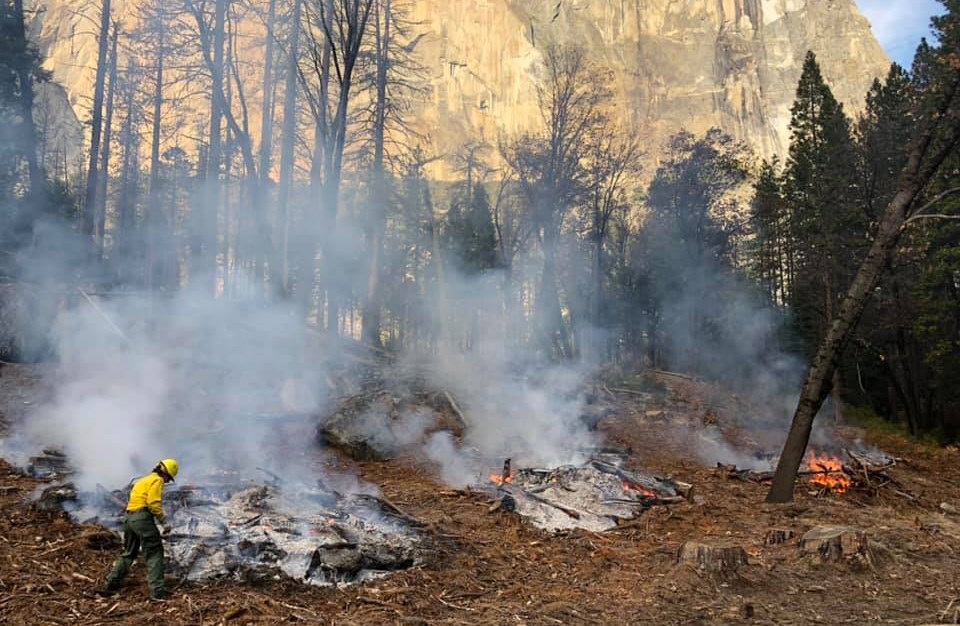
[
  {"x1": 28, "y1": 0, "x2": 890, "y2": 176},
  {"x1": 408, "y1": 0, "x2": 890, "y2": 170}
]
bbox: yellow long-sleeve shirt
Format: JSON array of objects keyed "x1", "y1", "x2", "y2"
[{"x1": 126, "y1": 472, "x2": 166, "y2": 523}]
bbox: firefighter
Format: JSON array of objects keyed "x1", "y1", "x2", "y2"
[{"x1": 97, "y1": 458, "x2": 179, "y2": 600}]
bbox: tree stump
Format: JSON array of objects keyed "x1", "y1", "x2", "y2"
[
  {"x1": 765, "y1": 528, "x2": 796, "y2": 545},
  {"x1": 800, "y1": 526, "x2": 870, "y2": 563},
  {"x1": 677, "y1": 542, "x2": 748, "y2": 576}
]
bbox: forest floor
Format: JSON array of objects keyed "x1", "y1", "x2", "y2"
[{"x1": 1, "y1": 363, "x2": 959, "y2": 625}]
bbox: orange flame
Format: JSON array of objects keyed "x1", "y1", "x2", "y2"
[
  {"x1": 489, "y1": 473, "x2": 513, "y2": 486},
  {"x1": 806, "y1": 452, "x2": 852, "y2": 494},
  {"x1": 622, "y1": 481, "x2": 657, "y2": 498}
]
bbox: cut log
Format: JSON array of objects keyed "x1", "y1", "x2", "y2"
[
  {"x1": 800, "y1": 525, "x2": 870, "y2": 563},
  {"x1": 35, "y1": 483, "x2": 78, "y2": 512},
  {"x1": 673, "y1": 480, "x2": 694, "y2": 499},
  {"x1": 28, "y1": 450, "x2": 71, "y2": 479},
  {"x1": 677, "y1": 542, "x2": 748, "y2": 576},
  {"x1": 765, "y1": 529, "x2": 796, "y2": 545}
]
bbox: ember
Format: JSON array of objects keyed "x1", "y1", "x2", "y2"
[
  {"x1": 621, "y1": 481, "x2": 657, "y2": 499},
  {"x1": 806, "y1": 452, "x2": 853, "y2": 494},
  {"x1": 489, "y1": 458, "x2": 514, "y2": 486},
  {"x1": 489, "y1": 473, "x2": 514, "y2": 486}
]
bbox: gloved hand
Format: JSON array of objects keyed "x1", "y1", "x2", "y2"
[{"x1": 161, "y1": 524, "x2": 172, "y2": 536}]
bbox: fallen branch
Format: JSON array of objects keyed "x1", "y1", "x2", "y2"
[
  {"x1": 608, "y1": 387, "x2": 651, "y2": 397},
  {"x1": 443, "y1": 391, "x2": 468, "y2": 430},
  {"x1": 358, "y1": 493, "x2": 428, "y2": 528},
  {"x1": 501, "y1": 485, "x2": 581, "y2": 520},
  {"x1": 77, "y1": 288, "x2": 128, "y2": 342}
]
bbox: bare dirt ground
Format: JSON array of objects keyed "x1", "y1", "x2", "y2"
[{"x1": 1, "y1": 363, "x2": 959, "y2": 625}]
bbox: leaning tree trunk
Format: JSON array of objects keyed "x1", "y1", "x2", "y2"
[{"x1": 766, "y1": 80, "x2": 960, "y2": 502}]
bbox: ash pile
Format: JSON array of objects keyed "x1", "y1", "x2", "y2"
[
  {"x1": 160, "y1": 482, "x2": 422, "y2": 586},
  {"x1": 39, "y1": 472, "x2": 424, "y2": 587},
  {"x1": 489, "y1": 456, "x2": 690, "y2": 533}
]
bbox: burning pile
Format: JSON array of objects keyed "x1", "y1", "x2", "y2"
[
  {"x1": 489, "y1": 457, "x2": 688, "y2": 532},
  {"x1": 721, "y1": 448, "x2": 904, "y2": 498},
  {"x1": 58, "y1": 478, "x2": 423, "y2": 587},
  {"x1": 806, "y1": 452, "x2": 853, "y2": 494}
]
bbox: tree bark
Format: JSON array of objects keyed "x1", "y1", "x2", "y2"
[{"x1": 766, "y1": 75, "x2": 960, "y2": 502}]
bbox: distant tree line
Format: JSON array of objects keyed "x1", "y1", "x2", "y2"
[
  {"x1": 752, "y1": 46, "x2": 960, "y2": 442},
  {"x1": 1, "y1": 0, "x2": 958, "y2": 443}
]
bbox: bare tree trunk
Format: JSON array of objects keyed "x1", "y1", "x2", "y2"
[
  {"x1": 256, "y1": 0, "x2": 279, "y2": 290},
  {"x1": 96, "y1": 22, "x2": 119, "y2": 262},
  {"x1": 115, "y1": 74, "x2": 136, "y2": 282},
  {"x1": 766, "y1": 78, "x2": 960, "y2": 502},
  {"x1": 538, "y1": 221, "x2": 570, "y2": 358},
  {"x1": 313, "y1": 0, "x2": 375, "y2": 331},
  {"x1": 204, "y1": 0, "x2": 226, "y2": 290},
  {"x1": 822, "y1": 265, "x2": 843, "y2": 424},
  {"x1": 362, "y1": 0, "x2": 391, "y2": 347},
  {"x1": 84, "y1": 0, "x2": 112, "y2": 247},
  {"x1": 275, "y1": 0, "x2": 302, "y2": 297},
  {"x1": 146, "y1": 10, "x2": 165, "y2": 293}
]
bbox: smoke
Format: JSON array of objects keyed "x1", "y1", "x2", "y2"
[
  {"x1": 3, "y1": 241, "x2": 597, "y2": 502},
  {"x1": 10, "y1": 279, "x2": 337, "y2": 492}
]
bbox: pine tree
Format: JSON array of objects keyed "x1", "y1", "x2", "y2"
[
  {"x1": 446, "y1": 183, "x2": 497, "y2": 275},
  {"x1": 750, "y1": 158, "x2": 787, "y2": 303},
  {"x1": 854, "y1": 64, "x2": 929, "y2": 434},
  {"x1": 0, "y1": 0, "x2": 50, "y2": 261},
  {"x1": 767, "y1": 1, "x2": 960, "y2": 501},
  {"x1": 645, "y1": 129, "x2": 749, "y2": 374},
  {"x1": 782, "y1": 51, "x2": 863, "y2": 422}
]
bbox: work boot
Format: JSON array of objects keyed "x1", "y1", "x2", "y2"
[{"x1": 95, "y1": 585, "x2": 118, "y2": 597}]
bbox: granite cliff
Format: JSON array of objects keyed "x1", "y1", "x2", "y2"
[{"x1": 28, "y1": 0, "x2": 891, "y2": 176}]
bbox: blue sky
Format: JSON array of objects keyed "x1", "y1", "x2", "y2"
[{"x1": 858, "y1": 0, "x2": 942, "y2": 67}]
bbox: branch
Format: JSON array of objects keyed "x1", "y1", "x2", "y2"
[
  {"x1": 910, "y1": 185, "x2": 960, "y2": 216},
  {"x1": 903, "y1": 214, "x2": 960, "y2": 227}
]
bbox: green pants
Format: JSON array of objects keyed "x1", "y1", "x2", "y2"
[{"x1": 105, "y1": 509, "x2": 165, "y2": 596}]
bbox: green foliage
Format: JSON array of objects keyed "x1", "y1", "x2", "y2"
[
  {"x1": 445, "y1": 183, "x2": 498, "y2": 275},
  {"x1": 0, "y1": 0, "x2": 50, "y2": 276},
  {"x1": 749, "y1": 157, "x2": 787, "y2": 302},
  {"x1": 642, "y1": 129, "x2": 753, "y2": 374},
  {"x1": 780, "y1": 52, "x2": 864, "y2": 358}
]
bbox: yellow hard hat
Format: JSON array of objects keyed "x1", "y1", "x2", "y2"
[{"x1": 159, "y1": 459, "x2": 179, "y2": 480}]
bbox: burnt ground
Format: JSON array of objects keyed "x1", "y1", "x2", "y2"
[{"x1": 1, "y1": 364, "x2": 960, "y2": 625}]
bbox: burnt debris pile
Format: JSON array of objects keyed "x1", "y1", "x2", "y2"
[
  {"x1": 38, "y1": 477, "x2": 424, "y2": 587},
  {"x1": 489, "y1": 455, "x2": 690, "y2": 533}
]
